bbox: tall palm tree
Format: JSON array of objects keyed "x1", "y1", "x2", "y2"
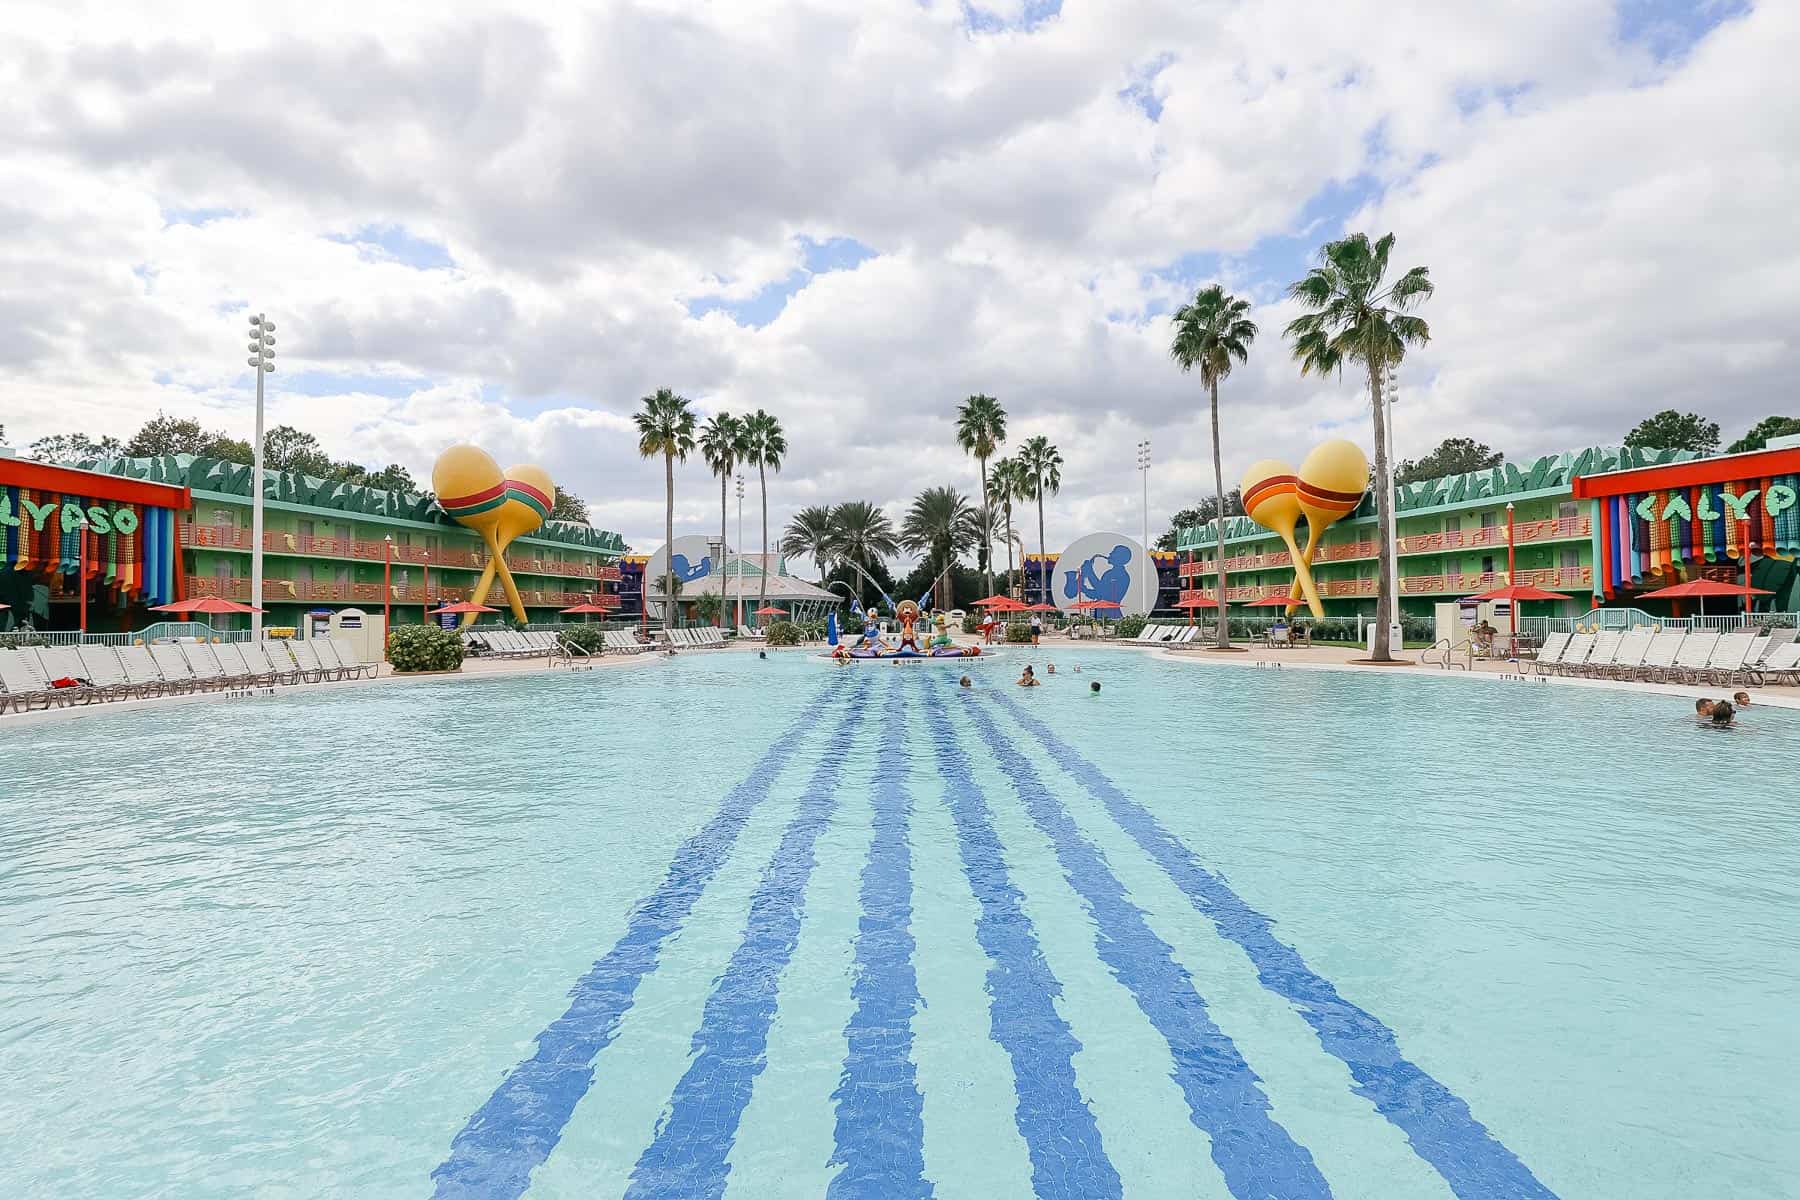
[
  {"x1": 1016, "y1": 435, "x2": 1062, "y2": 604},
  {"x1": 635, "y1": 387, "x2": 697, "y2": 628},
  {"x1": 1285, "y1": 231, "x2": 1433, "y2": 663},
  {"x1": 955, "y1": 393, "x2": 1007, "y2": 601},
  {"x1": 698, "y1": 411, "x2": 744, "y2": 627},
  {"x1": 740, "y1": 409, "x2": 786, "y2": 617},
  {"x1": 1170, "y1": 285, "x2": 1258, "y2": 648},
  {"x1": 829, "y1": 500, "x2": 900, "y2": 608},
  {"x1": 988, "y1": 456, "x2": 1027, "y2": 596},
  {"x1": 782, "y1": 505, "x2": 837, "y2": 582},
  {"x1": 901, "y1": 486, "x2": 976, "y2": 612}
]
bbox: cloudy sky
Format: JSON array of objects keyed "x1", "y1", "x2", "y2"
[{"x1": 2, "y1": 0, "x2": 1793, "y2": 558}]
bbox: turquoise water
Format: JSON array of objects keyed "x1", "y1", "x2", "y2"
[{"x1": 1, "y1": 651, "x2": 1795, "y2": 1198}]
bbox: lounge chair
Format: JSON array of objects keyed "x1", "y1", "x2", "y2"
[
  {"x1": 0, "y1": 648, "x2": 77, "y2": 711},
  {"x1": 1578, "y1": 630, "x2": 1624, "y2": 679},
  {"x1": 179, "y1": 641, "x2": 244, "y2": 689},
  {"x1": 326, "y1": 636, "x2": 377, "y2": 679},
  {"x1": 606, "y1": 630, "x2": 649, "y2": 654},
  {"x1": 1633, "y1": 628, "x2": 1687, "y2": 683},
  {"x1": 738, "y1": 624, "x2": 765, "y2": 640},
  {"x1": 1666, "y1": 629, "x2": 1719, "y2": 685},
  {"x1": 283, "y1": 639, "x2": 337, "y2": 682},
  {"x1": 1554, "y1": 633, "x2": 1595, "y2": 677},
  {"x1": 76, "y1": 644, "x2": 160, "y2": 700},
  {"x1": 151, "y1": 643, "x2": 216, "y2": 691},
  {"x1": 1596, "y1": 628, "x2": 1652, "y2": 680},
  {"x1": 1527, "y1": 631, "x2": 1571, "y2": 675},
  {"x1": 218, "y1": 641, "x2": 278, "y2": 687},
  {"x1": 119, "y1": 644, "x2": 189, "y2": 694},
  {"x1": 1761, "y1": 641, "x2": 1800, "y2": 684},
  {"x1": 247, "y1": 641, "x2": 305, "y2": 685},
  {"x1": 35, "y1": 646, "x2": 111, "y2": 703},
  {"x1": 1701, "y1": 631, "x2": 1757, "y2": 687}
]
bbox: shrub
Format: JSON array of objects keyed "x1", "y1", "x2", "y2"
[
  {"x1": 764, "y1": 620, "x2": 801, "y2": 647},
  {"x1": 386, "y1": 624, "x2": 465, "y2": 672},
  {"x1": 1004, "y1": 620, "x2": 1033, "y2": 643},
  {"x1": 559, "y1": 624, "x2": 607, "y2": 655},
  {"x1": 1115, "y1": 615, "x2": 1147, "y2": 639},
  {"x1": 0, "y1": 630, "x2": 48, "y2": 649},
  {"x1": 961, "y1": 614, "x2": 982, "y2": 634}
]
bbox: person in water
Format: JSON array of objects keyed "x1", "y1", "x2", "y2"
[
  {"x1": 1694, "y1": 697, "x2": 1714, "y2": 717},
  {"x1": 758, "y1": 650, "x2": 767, "y2": 660},
  {"x1": 1710, "y1": 700, "x2": 1735, "y2": 726},
  {"x1": 1046, "y1": 662, "x2": 1056, "y2": 674},
  {"x1": 1090, "y1": 680, "x2": 1101, "y2": 694},
  {"x1": 959, "y1": 675, "x2": 972, "y2": 688},
  {"x1": 1017, "y1": 665, "x2": 1040, "y2": 687},
  {"x1": 1733, "y1": 690, "x2": 1752, "y2": 708}
]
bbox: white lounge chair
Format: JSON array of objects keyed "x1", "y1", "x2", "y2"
[
  {"x1": 287, "y1": 639, "x2": 340, "y2": 682},
  {"x1": 1578, "y1": 630, "x2": 1624, "y2": 679},
  {"x1": 119, "y1": 644, "x2": 189, "y2": 694},
  {"x1": 1701, "y1": 631, "x2": 1756, "y2": 687},
  {"x1": 1595, "y1": 628, "x2": 1651, "y2": 680},
  {"x1": 1633, "y1": 628, "x2": 1687, "y2": 683},
  {"x1": 179, "y1": 641, "x2": 242, "y2": 689},
  {"x1": 1527, "y1": 631, "x2": 1571, "y2": 675},
  {"x1": 246, "y1": 641, "x2": 305, "y2": 685},
  {"x1": 326, "y1": 636, "x2": 377, "y2": 679},
  {"x1": 1761, "y1": 641, "x2": 1800, "y2": 684},
  {"x1": 151, "y1": 643, "x2": 215, "y2": 691},
  {"x1": 76, "y1": 644, "x2": 159, "y2": 700},
  {"x1": 738, "y1": 624, "x2": 765, "y2": 640},
  {"x1": 0, "y1": 648, "x2": 80, "y2": 710},
  {"x1": 1554, "y1": 633, "x2": 1596, "y2": 676},
  {"x1": 36, "y1": 646, "x2": 110, "y2": 703},
  {"x1": 1667, "y1": 629, "x2": 1720, "y2": 685}
]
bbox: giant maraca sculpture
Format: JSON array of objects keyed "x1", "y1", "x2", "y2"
[
  {"x1": 1239, "y1": 458, "x2": 1325, "y2": 617},
  {"x1": 432, "y1": 446, "x2": 557, "y2": 624},
  {"x1": 1286, "y1": 439, "x2": 1371, "y2": 615}
]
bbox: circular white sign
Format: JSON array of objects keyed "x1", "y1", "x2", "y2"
[
  {"x1": 644, "y1": 535, "x2": 727, "y2": 595},
  {"x1": 1049, "y1": 531, "x2": 1153, "y2": 617}
]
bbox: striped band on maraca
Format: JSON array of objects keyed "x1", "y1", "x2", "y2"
[
  {"x1": 439, "y1": 481, "x2": 509, "y2": 520},
  {"x1": 503, "y1": 479, "x2": 553, "y2": 523},
  {"x1": 1243, "y1": 473, "x2": 1298, "y2": 511},
  {"x1": 1296, "y1": 479, "x2": 1362, "y2": 517}
]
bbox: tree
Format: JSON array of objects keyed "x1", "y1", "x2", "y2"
[
  {"x1": 1726, "y1": 415, "x2": 1800, "y2": 454},
  {"x1": 1156, "y1": 489, "x2": 1244, "y2": 551},
  {"x1": 1170, "y1": 284, "x2": 1258, "y2": 648},
  {"x1": 548, "y1": 489, "x2": 589, "y2": 522},
  {"x1": 1286, "y1": 231, "x2": 1433, "y2": 663},
  {"x1": 1016, "y1": 435, "x2": 1063, "y2": 604},
  {"x1": 902, "y1": 486, "x2": 976, "y2": 611},
  {"x1": 782, "y1": 505, "x2": 837, "y2": 582},
  {"x1": 1395, "y1": 437, "x2": 1502, "y2": 485},
  {"x1": 828, "y1": 500, "x2": 900, "y2": 608},
  {"x1": 260, "y1": 425, "x2": 337, "y2": 476},
  {"x1": 698, "y1": 412, "x2": 745, "y2": 626},
  {"x1": 634, "y1": 387, "x2": 697, "y2": 627},
  {"x1": 988, "y1": 456, "x2": 1029, "y2": 596},
  {"x1": 28, "y1": 432, "x2": 123, "y2": 462},
  {"x1": 955, "y1": 394, "x2": 1007, "y2": 602},
  {"x1": 1623, "y1": 410, "x2": 1720, "y2": 455},
  {"x1": 124, "y1": 411, "x2": 246, "y2": 460},
  {"x1": 740, "y1": 410, "x2": 786, "y2": 618}
]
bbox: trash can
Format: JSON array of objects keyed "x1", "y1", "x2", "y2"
[{"x1": 1365, "y1": 621, "x2": 1404, "y2": 654}]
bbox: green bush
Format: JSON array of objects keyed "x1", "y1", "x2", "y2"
[
  {"x1": 1004, "y1": 620, "x2": 1034, "y2": 643},
  {"x1": 386, "y1": 624, "x2": 465, "y2": 672},
  {"x1": 1115, "y1": 615, "x2": 1147, "y2": 639},
  {"x1": 764, "y1": 620, "x2": 801, "y2": 647},
  {"x1": 559, "y1": 624, "x2": 607, "y2": 655},
  {"x1": 0, "y1": 630, "x2": 48, "y2": 649}
]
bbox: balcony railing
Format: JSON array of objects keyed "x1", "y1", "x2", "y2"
[
  {"x1": 184, "y1": 576, "x2": 615, "y2": 607},
  {"x1": 179, "y1": 525, "x2": 615, "y2": 581},
  {"x1": 1175, "y1": 516, "x2": 1593, "y2": 575}
]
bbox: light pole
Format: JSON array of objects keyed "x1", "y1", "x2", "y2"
[
  {"x1": 1505, "y1": 500, "x2": 1516, "y2": 658},
  {"x1": 1383, "y1": 360, "x2": 1401, "y2": 639},
  {"x1": 76, "y1": 510, "x2": 90, "y2": 635},
  {"x1": 246, "y1": 314, "x2": 276, "y2": 639},
  {"x1": 421, "y1": 552, "x2": 430, "y2": 626},
  {"x1": 734, "y1": 473, "x2": 745, "y2": 631},
  {"x1": 382, "y1": 535, "x2": 393, "y2": 638},
  {"x1": 1136, "y1": 439, "x2": 1152, "y2": 615}
]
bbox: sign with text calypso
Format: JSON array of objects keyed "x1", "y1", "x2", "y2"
[
  {"x1": 1634, "y1": 484, "x2": 1796, "y2": 523},
  {"x1": 0, "y1": 495, "x2": 142, "y2": 535}
]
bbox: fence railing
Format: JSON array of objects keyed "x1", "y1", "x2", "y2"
[{"x1": 1517, "y1": 609, "x2": 1799, "y2": 638}]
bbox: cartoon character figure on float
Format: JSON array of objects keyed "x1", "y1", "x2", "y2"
[
  {"x1": 930, "y1": 609, "x2": 953, "y2": 648},
  {"x1": 894, "y1": 600, "x2": 924, "y2": 654}
]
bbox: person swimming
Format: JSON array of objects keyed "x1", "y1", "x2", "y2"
[
  {"x1": 1017, "y1": 665, "x2": 1040, "y2": 687},
  {"x1": 1694, "y1": 697, "x2": 1714, "y2": 717},
  {"x1": 959, "y1": 675, "x2": 972, "y2": 688},
  {"x1": 1046, "y1": 662, "x2": 1056, "y2": 674},
  {"x1": 1733, "y1": 690, "x2": 1752, "y2": 708},
  {"x1": 1710, "y1": 700, "x2": 1736, "y2": 726},
  {"x1": 758, "y1": 650, "x2": 767, "y2": 660},
  {"x1": 1089, "y1": 680, "x2": 1100, "y2": 694}
]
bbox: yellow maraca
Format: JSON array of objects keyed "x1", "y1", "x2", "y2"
[
  {"x1": 432, "y1": 446, "x2": 535, "y2": 623},
  {"x1": 1241, "y1": 458, "x2": 1325, "y2": 617},
  {"x1": 1286, "y1": 439, "x2": 1370, "y2": 616}
]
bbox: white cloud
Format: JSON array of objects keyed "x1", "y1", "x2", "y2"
[{"x1": 0, "y1": 0, "x2": 1789, "y2": 559}]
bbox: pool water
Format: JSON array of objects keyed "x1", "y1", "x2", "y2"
[{"x1": 1, "y1": 651, "x2": 1795, "y2": 1198}]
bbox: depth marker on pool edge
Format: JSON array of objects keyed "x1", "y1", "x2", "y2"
[
  {"x1": 827, "y1": 683, "x2": 930, "y2": 1199},
  {"x1": 429, "y1": 674, "x2": 869, "y2": 1200},
  {"x1": 625, "y1": 683, "x2": 874, "y2": 1199},
  {"x1": 951, "y1": 684, "x2": 1332, "y2": 1200},
  {"x1": 918, "y1": 679, "x2": 1124, "y2": 1200},
  {"x1": 985, "y1": 690, "x2": 1562, "y2": 1200}
]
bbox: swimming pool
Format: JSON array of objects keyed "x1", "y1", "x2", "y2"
[{"x1": 1, "y1": 651, "x2": 1794, "y2": 1197}]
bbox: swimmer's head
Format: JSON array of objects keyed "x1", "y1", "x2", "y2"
[
  {"x1": 1695, "y1": 697, "x2": 1714, "y2": 715},
  {"x1": 960, "y1": 675, "x2": 972, "y2": 688},
  {"x1": 1090, "y1": 680, "x2": 1101, "y2": 693}
]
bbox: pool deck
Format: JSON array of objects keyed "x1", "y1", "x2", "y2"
[{"x1": 5, "y1": 632, "x2": 1795, "y2": 728}]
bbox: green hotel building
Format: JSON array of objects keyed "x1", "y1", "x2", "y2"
[{"x1": 1, "y1": 453, "x2": 628, "y2": 634}]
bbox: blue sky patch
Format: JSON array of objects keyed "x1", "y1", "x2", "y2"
[
  {"x1": 688, "y1": 235, "x2": 879, "y2": 329},
  {"x1": 160, "y1": 206, "x2": 240, "y2": 227},
  {"x1": 326, "y1": 224, "x2": 456, "y2": 270},
  {"x1": 961, "y1": 0, "x2": 1062, "y2": 34},
  {"x1": 1616, "y1": 0, "x2": 1749, "y2": 62},
  {"x1": 1120, "y1": 53, "x2": 1176, "y2": 121}
]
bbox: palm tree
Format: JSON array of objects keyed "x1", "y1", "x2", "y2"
[
  {"x1": 1285, "y1": 232, "x2": 1433, "y2": 663},
  {"x1": 988, "y1": 456, "x2": 1027, "y2": 597},
  {"x1": 740, "y1": 409, "x2": 786, "y2": 617},
  {"x1": 829, "y1": 500, "x2": 900, "y2": 608},
  {"x1": 1016, "y1": 435, "x2": 1062, "y2": 604},
  {"x1": 782, "y1": 505, "x2": 837, "y2": 582},
  {"x1": 955, "y1": 394, "x2": 1007, "y2": 601},
  {"x1": 1170, "y1": 285, "x2": 1258, "y2": 648},
  {"x1": 902, "y1": 486, "x2": 976, "y2": 611},
  {"x1": 635, "y1": 387, "x2": 697, "y2": 628},
  {"x1": 698, "y1": 411, "x2": 744, "y2": 627}
]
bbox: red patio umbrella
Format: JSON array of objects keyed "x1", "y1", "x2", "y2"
[
  {"x1": 1026, "y1": 603, "x2": 1059, "y2": 612},
  {"x1": 1174, "y1": 595, "x2": 1221, "y2": 607},
  {"x1": 151, "y1": 595, "x2": 264, "y2": 636},
  {"x1": 971, "y1": 595, "x2": 1015, "y2": 607},
  {"x1": 1464, "y1": 582, "x2": 1574, "y2": 658},
  {"x1": 1635, "y1": 576, "x2": 1771, "y2": 620},
  {"x1": 753, "y1": 605, "x2": 786, "y2": 616},
  {"x1": 430, "y1": 601, "x2": 500, "y2": 615}
]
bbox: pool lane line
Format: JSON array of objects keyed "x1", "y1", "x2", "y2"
[
  {"x1": 945, "y1": 682, "x2": 1333, "y2": 1200},
  {"x1": 915, "y1": 678, "x2": 1124, "y2": 1200},
  {"x1": 827, "y1": 682, "x2": 931, "y2": 1199},
  {"x1": 429, "y1": 674, "x2": 868, "y2": 1200},
  {"x1": 624, "y1": 680, "x2": 875, "y2": 1200},
  {"x1": 984, "y1": 691, "x2": 1562, "y2": 1200}
]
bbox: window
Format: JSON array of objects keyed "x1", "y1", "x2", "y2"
[
  {"x1": 1481, "y1": 555, "x2": 1496, "y2": 574},
  {"x1": 1444, "y1": 516, "x2": 1460, "y2": 533},
  {"x1": 299, "y1": 519, "x2": 314, "y2": 538},
  {"x1": 211, "y1": 507, "x2": 234, "y2": 527},
  {"x1": 1558, "y1": 501, "x2": 1579, "y2": 521},
  {"x1": 1480, "y1": 511, "x2": 1499, "y2": 528},
  {"x1": 1560, "y1": 548, "x2": 1581, "y2": 570}
]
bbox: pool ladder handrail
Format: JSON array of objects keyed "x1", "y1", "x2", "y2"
[
  {"x1": 1423, "y1": 636, "x2": 1472, "y2": 671},
  {"x1": 549, "y1": 631, "x2": 597, "y2": 670}
]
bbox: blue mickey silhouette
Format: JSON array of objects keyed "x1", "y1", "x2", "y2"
[
  {"x1": 669, "y1": 553, "x2": 712, "y2": 583},
  {"x1": 1061, "y1": 544, "x2": 1132, "y2": 605}
]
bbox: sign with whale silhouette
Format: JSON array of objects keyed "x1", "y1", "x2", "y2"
[
  {"x1": 1049, "y1": 531, "x2": 1154, "y2": 618},
  {"x1": 643, "y1": 535, "x2": 727, "y2": 598}
]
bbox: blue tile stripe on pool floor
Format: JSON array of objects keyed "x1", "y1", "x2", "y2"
[
  {"x1": 986, "y1": 690, "x2": 1562, "y2": 1200},
  {"x1": 827, "y1": 683, "x2": 931, "y2": 1198},
  {"x1": 429, "y1": 675, "x2": 867, "y2": 1200},
  {"x1": 624, "y1": 682, "x2": 876, "y2": 1200},
  {"x1": 950, "y1": 682, "x2": 1333, "y2": 1200},
  {"x1": 918, "y1": 681, "x2": 1125, "y2": 1200}
]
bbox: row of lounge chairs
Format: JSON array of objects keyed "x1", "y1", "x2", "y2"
[
  {"x1": 666, "y1": 627, "x2": 728, "y2": 649},
  {"x1": 604, "y1": 630, "x2": 654, "y2": 655},
  {"x1": 463, "y1": 629, "x2": 566, "y2": 659},
  {"x1": 1132, "y1": 623, "x2": 1199, "y2": 645},
  {"x1": 1529, "y1": 627, "x2": 1800, "y2": 686},
  {"x1": 0, "y1": 637, "x2": 375, "y2": 713}
]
